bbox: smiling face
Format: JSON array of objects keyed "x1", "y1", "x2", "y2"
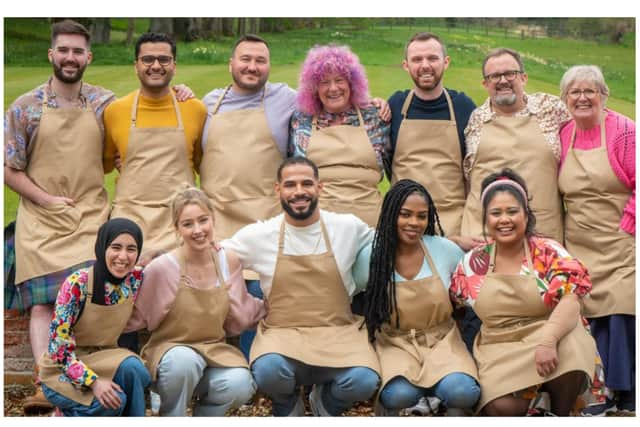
[
  {"x1": 317, "y1": 72, "x2": 352, "y2": 113},
  {"x1": 275, "y1": 163, "x2": 323, "y2": 226},
  {"x1": 482, "y1": 53, "x2": 527, "y2": 114},
  {"x1": 397, "y1": 193, "x2": 429, "y2": 247},
  {"x1": 229, "y1": 41, "x2": 270, "y2": 95},
  {"x1": 176, "y1": 202, "x2": 215, "y2": 252},
  {"x1": 135, "y1": 42, "x2": 175, "y2": 96},
  {"x1": 403, "y1": 38, "x2": 450, "y2": 97},
  {"x1": 485, "y1": 191, "x2": 528, "y2": 247},
  {"x1": 48, "y1": 34, "x2": 92, "y2": 84},
  {"x1": 566, "y1": 80, "x2": 603, "y2": 128},
  {"x1": 105, "y1": 233, "x2": 139, "y2": 279}
]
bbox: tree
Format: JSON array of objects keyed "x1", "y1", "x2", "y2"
[{"x1": 90, "y1": 18, "x2": 111, "y2": 44}]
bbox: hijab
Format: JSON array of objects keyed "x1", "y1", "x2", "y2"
[{"x1": 92, "y1": 218, "x2": 143, "y2": 305}]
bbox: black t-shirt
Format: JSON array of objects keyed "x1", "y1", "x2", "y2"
[{"x1": 387, "y1": 88, "x2": 476, "y2": 176}]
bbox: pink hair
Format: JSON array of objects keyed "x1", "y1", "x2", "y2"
[{"x1": 296, "y1": 44, "x2": 370, "y2": 116}]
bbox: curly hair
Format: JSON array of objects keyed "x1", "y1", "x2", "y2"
[{"x1": 296, "y1": 44, "x2": 370, "y2": 116}]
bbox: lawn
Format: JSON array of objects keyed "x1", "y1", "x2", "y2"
[{"x1": 3, "y1": 22, "x2": 636, "y2": 225}]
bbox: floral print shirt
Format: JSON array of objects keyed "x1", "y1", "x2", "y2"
[
  {"x1": 4, "y1": 77, "x2": 114, "y2": 170},
  {"x1": 288, "y1": 104, "x2": 390, "y2": 171},
  {"x1": 462, "y1": 92, "x2": 571, "y2": 179},
  {"x1": 450, "y1": 236, "x2": 591, "y2": 310},
  {"x1": 47, "y1": 267, "x2": 143, "y2": 388}
]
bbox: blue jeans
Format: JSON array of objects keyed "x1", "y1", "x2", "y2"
[
  {"x1": 252, "y1": 352, "x2": 379, "y2": 416},
  {"x1": 379, "y1": 372, "x2": 480, "y2": 411},
  {"x1": 239, "y1": 279, "x2": 263, "y2": 360},
  {"x1": 42, "y1": 356, "x2": 151, "y2": 416}
]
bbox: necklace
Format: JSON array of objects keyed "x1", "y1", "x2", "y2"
[{"x1": 284, "y1": 224, "x2": 323, "y2": 254}]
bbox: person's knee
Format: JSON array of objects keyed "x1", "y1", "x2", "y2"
[
  {"x1": 379, "y1": 378, "x2": 421, "y2": 410},
  {"x1": 251, "y1": 353, "x2": 296, "y2": 393},
  {"x1": 101, "y1": 391, "x2": 127, "y2": 416},
  {"x1": 157, "y1": 347, "x2": 203, "y2": 391},
  {"x1": 334, "y1": 367, "x2": 379, "y2": 401},
  {"x1": 118, "y1": 356, "x2": 151, "y2": 387},
  {"x1": 219, "y1": 368, "x2": 256, "y2": 405},
  {"x1": 437, "y1": 373, "x2": 480, "y2": 409}
]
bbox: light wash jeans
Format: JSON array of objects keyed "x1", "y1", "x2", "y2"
[
  {"x1": 252, "y1": 352, "x2": 380, "y2": 416},
  {"x1": 379, "y1": 372, "x2": 480, "y2": 411},
  {"x1": 42, "y1": 356, "x2": 151, "y2": 416},
  {"x1": 155, "y1": 345, "x2": 256, "y2": 416}
]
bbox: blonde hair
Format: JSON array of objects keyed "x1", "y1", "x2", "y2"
[
  {"x1": 171, "y1": 185, "x2": 215, "y2": 229},
  {"x1": 559, "y1": 64, "x2": 609, "y2": 106}
]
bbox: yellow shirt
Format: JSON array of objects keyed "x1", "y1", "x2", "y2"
[{"x1": 103, "y1": 90, "x2": 207, "y2": 173}]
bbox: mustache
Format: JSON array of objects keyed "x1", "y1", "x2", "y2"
[{"x1": 288, "y1": 195, "x2": 312, "y2": 203}]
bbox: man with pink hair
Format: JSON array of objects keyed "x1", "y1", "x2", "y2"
[{"x1": 290, "y1": 44, "x2": 391, "y2": 228}]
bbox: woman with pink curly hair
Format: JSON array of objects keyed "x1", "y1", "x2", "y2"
[{"x1": 289, "y1": 44, "x2": 390, "y2": 227}]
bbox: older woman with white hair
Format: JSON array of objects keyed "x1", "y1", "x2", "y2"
[{"x1": 557, "y1": 65, "x2": 635, "y2": 416}]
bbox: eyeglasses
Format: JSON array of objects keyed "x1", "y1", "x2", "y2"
[
  {"x1": 567, "y1": 88, "x2": 599, "y2": 100},
  {"x1": 138, "y1": 55, "x2": 174, "y2": 66},
  {"x1": 484, "y1": 70, "x2": 523, "y2": 83}
]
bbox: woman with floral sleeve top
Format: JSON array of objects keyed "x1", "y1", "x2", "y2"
[{"x1": 39, "y1": 218, "x2": 150, "y2": 416}]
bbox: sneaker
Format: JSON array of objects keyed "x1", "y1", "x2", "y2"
[
  {"x1": 618, "y1": 390, "x2": 636, "y2": 415},
  {"x1": 308, "y1": 384, "x2": 331, "y2": 416},
  {"x1": 581, "y1": 398, "x2": 618, "y2": 417},
  {"x1": 400, "y1": 396, "x2": 442, "y2": 416}
]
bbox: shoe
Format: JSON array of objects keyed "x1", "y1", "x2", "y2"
[
  {"x1": 308, "y1": 384, "x2": 331, "y2": 416},
  {"x1": 617, "y1": 390, "x2": 636, "y2": 415},
  {"x1": 287, "y1": 395, "x2": 305, "y2": 417},
  {"x1": 400, "y1": 396, "x2": 442, "y2": 416},
  {"x1": 150, "y1": 390, "x2": 161, "y2": 416},
  {"x1": 581, "y1": 398, "x2": 618, "y2": 416},
  {"x1": 50, "y1": 407, "x2": 64, "y2": 417},
  {"x1": 23, "y1": 386, "x2": 54, "y2": 415}
]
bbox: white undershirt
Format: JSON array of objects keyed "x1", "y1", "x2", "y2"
[{"x1": 221, "y1": 210, "x2": 374, "y2": 298}]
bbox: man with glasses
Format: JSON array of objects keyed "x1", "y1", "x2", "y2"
[
  {"x1": 104, "y1": 32, "x2": 206, "y2": 253},
  {"x1": 387, "y1": 32, "x2": 479, "y2": 251},
  {"x1": 461, "y1": 47, "x2": 570, "y2": 242}
]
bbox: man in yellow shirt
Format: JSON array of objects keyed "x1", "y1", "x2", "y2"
[{"x1": 104, "y1": 32, "x2": 207, "y2": 253}]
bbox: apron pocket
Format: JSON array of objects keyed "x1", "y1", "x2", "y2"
[{"x1": 31, "y1": 202, "x2": 82, "y2": 238}]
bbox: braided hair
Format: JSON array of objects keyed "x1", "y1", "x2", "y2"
[{"x1": 363, "y1": 179, "x2": 443, "y2": 343}]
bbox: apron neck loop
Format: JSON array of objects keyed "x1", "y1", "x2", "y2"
[
  {"x1": 569, "y1": 112, "x2": 606, "y2": 151},
  {"x1": 418, "y1": 239, "x2": 438, "y2": 279},
  {"x1": 489, "y1": 238, "x2": 532, "y2": 272},
  {"x1": 277, "y1": 217, "x2": 332, "y2": 256}
]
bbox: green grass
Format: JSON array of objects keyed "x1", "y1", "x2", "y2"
[{"x1": 4, "y1": 21, "x2": 636, "y2": 225}]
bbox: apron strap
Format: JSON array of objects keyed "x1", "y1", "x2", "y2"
[
  {"x1": 569, "y1": 113, "x2": 606, "y2": 151},
  {"x1": 211, "y1": 85, "x2": 232, "y2": 115},
  {"x1": 489, "y1": 239, "x2": 534, "y2": 272},
  {"x1": 178, "y1": 247, "x2": 225, "y2": 288},
  {"x1": 419, "y1": 239, "x2": 440, "y2": 281},
  {"x1": 442, "y1": 89, "x2": 457, "y2": 125},
  {"x1": 400, "y1": 89, "x2": 456, "y2": 124},
  {"x1": 130, "y1": 90, "x2": 184, "y2": 129},
  {"x1": 400, "y1": 91, "x2": 414, "y2": 119},
  {"x1": 277, "y1": 217, "x2": 333, "y2": 256}
]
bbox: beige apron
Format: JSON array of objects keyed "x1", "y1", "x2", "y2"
[
  {"x1": 461, "y1": 115, "x2": 564, "y2": 242},
  {"x1": 249, "y1": 219, "x2": 380, "y2": 374},
  {"x1": 110, "y1": 90, "x2": 193, "y2": 253},
  {"x1": 306, "y1": 108, "x2": 383, "y2": 227},
  {"x1": 39, "y1": 268, "x2": 140, "y2": 406},
  {"x1": 391, "y1": 90, "x2": 466, "y2": 236},
  {"x1": 558, "y1": 117, "x2": 635, "y2": 317},
  {"x1": 141, "y1": 248, "x2": 247, "y2": 381},
  {"x1": 375, "y1": 241, "x2": 477, "y2": 391},
  {"x1": 472, "y1": 241, "x2": 595, "y2": 411},
  {"x1": 15, "y1": 93, "x2": 110, "y2": 283},
  {"x1": 200, "y1": 85, "x2": 282, "y2": 241}
]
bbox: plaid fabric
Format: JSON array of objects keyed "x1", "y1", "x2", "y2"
[{"x1": 4, "y1": 229, "x2": 93, "y2": 311}]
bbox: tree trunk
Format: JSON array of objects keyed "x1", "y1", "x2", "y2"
[
  {"x1": 91, "y1": 18, "x2": 111, "y2": 44},
  {"x1": 222, "y1": 18, "x2": 234, "y2": 36},
  {"x1": 126, "y1": 18, "x2": 135, "y2": 46},
  {"x1": 149, "y1": 18, "x2": 174, "y2": 35},
  {"x1": 237, "y1": 18, "x2": 246, "y2": 36}
]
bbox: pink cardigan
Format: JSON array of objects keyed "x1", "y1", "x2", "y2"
[
  {"x1": 125, "y1": 249, "x2": 266, "y2": 337},
  {"x1": 559, "y1": 109, "x2": 635, "y2": 235}
]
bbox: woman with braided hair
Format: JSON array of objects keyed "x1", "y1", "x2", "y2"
[{"x1": 354, "y1": 179, "x2": 479, "y2": 416}]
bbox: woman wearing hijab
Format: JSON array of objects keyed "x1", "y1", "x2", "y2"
[{"x1": 39, "y1": 218, "x2": 151, "y2": 416}]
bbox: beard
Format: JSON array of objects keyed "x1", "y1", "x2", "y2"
[
  {"x1": 281, "y1": 196, "x2": 318, "y2": 221},
  {"x1": 52, "y1": 60, "x2": 87, "y2": 84},
  {"x1": 494, "y1": 84, "x2": 518, "y2": 106},
  {"x1": 411, "y1": 69, "x2": 443, "y2": 92},
  {"x1": 231, "y1": 69, "x2": 268, "y2": 93}
]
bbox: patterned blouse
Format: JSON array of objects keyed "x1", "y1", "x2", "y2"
[
  {"x1": 47, "y1": 267, "x2": 144, "y2": 388},
  {"x1": 462, "y1": 92, "x2": 571, "y2": 179},
  {"x1": 4, "y1": 77, "x2": 115, "y2": 170},
  {"x1": 450, "y1": 236, "x2": 591, "y2": 310},
  {"x1": 288, "y1": 104, "x2": 390, "y2": 170}
]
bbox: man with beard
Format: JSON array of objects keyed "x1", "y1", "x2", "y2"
[
  {"x1": 461, "y1": 48, "x2": 570, "y2": 243},
  {"x1": 4, "y1": 20, "x2": 114, "y2": 414},
  {"x1": 221, "y1": 156, "x2": 380, "y2": 416},
  {"x1": 103, "y1": 32, "x2": 207, "y2": 253},
  {"x1": 387, "y1": 32, "x2": 478, "y2": 251}
]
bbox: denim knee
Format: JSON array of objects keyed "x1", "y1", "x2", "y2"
[
  {"x1": 333, "y1": 367, "x2": 379, "y2": 402},
  {"x1": 117, "y1": 356, "x2": 151, "y2": 387},
  {"x1": 251, "y1": 353, "x2": 296, "y2": 394},
  {"x1": 433, "y1": 372, "x2": 480, "y2": 409},
  {"x1": 214, "y1": 368, "x2": 256, "y2": 405},
  {"x1": 379, "y1": 376, "x2": 422, "y2": 410}
]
